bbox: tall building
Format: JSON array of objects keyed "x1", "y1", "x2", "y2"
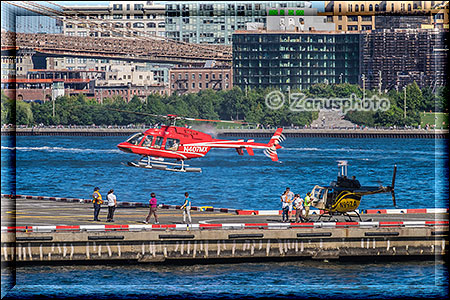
[
  {"x1": 1, "y1": 2, "x2": 63, "y2": 34},
  {"x1": 361, "y1": 28, "x2": 448, "y2": 91},
  {"x1": 233, "y1": 31, "x2": 361, "y2": 91},
  {"x1": 233, "y1": 28, "x2": 448, "y2": 92},
  {"x1": 61, "y1": 1, "x2": 165, "y2": 38},
  {"x1": 322, "y1": 1, "x2": 449, "y2": 31},
  {"x1": 165, "y1": 1, "x2": 312, "y2": 44}
]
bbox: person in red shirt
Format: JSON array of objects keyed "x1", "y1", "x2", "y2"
[{"x1": 144, "y1": 192, "x2": 159, "y2": 224}]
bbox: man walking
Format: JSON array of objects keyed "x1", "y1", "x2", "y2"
[
  {"x1": 180, "y1": 192, "x2": 192, "y2": 224},
  {"x1": 106, "y1": 189, "x2": 117, "y2": 222},
  {"x1": 92, "y1": 187, "x2": 103, "y2": 222},
  {"x1": 145, "y1": 192, "x2": 159, "y2": 224}
]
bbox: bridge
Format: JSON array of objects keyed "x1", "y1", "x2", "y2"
[{"x1": 1, "y1": 31, "x2": 232, "y2": 64}]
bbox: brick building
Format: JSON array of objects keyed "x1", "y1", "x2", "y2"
[{"x1": 169, "y1": 66, "x2": 233, "y2": 95}]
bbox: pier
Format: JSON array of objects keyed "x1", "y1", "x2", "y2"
[{"x1": 1, "y1": 195, "x2": 448, "y2": 264}]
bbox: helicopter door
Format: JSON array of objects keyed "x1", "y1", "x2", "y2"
[
  {"x1": 153, "y1": 136, "x2": 164, "y2": 149},
  {"x1": 310, "y1": 185, "x2": 327, "y2": 209},
  {"x1": 165, "y1": 138, "x2": 180, "y2": 151}
]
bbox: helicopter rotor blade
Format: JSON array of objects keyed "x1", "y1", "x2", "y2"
[
  {"x1": 391, "y1": 165, "x2": 397, "y2": 207},
  {"x1": 183, "y1": 117, "x2": 247, "y2": 124},
  {"x1": 107, "y1": 108, "x2": 172, "y2": 120}
]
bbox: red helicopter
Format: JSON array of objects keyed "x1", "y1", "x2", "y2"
[{"x1": 116, "y1": 112, "x2": 285, "y2": 172}]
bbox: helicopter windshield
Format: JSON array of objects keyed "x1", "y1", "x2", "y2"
[{"x1": 126, "y1": 133, "x2": 145, "y2": 145}]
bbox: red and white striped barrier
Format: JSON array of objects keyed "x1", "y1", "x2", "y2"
[
  {"x1": 3, "y1": 194, "x2": 447, "y2": 215},
  {"x1": 2, "y1": 220, "x2": 448, "y2": 233},
  {"x1": 365, "y1": 208, "x2": 449, "y2": 214},
  {"x1": 238, "y1": 209, "x2": 360, "y2": 216},
  {"x1": 2, "y1": 194, "x2": 238, "y2": 213}
]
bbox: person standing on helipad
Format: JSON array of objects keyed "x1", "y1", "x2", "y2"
[
  {"x1": 92, "y1": 187, "x2": 103, "y2": 222},
  {"x1": 144, "y1": 192, "x2": 159, "y2": 224},
  {"x1": 180, "y1": 192, "x2": 192, "y2": 224}
]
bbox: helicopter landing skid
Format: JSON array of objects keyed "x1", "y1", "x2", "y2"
[
  {"x1": 317, "y1": 210, "x2": 363, "y2": 222},
  {"x1": 125, "y1": 159, "x2": 202, "y2": 173}
]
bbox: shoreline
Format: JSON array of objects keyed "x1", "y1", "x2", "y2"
[{"x1": 2, "y1": 127, "x2": 448, "y2": 138}]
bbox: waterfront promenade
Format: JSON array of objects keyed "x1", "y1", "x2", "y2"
[{"x1": 2, "y1": 126, "x2": 448, "y2": 138}]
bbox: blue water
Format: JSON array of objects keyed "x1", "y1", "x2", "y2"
[
  {"x1": 1, "y1": 135, "x2": 449, "y2": 299},
  {"x1": 1, "y1": 135, "x2": 448, "y2": 210}
]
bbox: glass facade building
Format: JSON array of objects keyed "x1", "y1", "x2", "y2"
[
  {"x1": 1, "y1": 2, "x2": 62, "y2": 34},
  {"x1": 232, "y1": 32, "x2": 361, "y2": 91},
  {"x1": 165, "y1": 1, "x2": 311, "y2": 44}
]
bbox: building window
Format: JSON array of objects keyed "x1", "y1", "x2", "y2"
[
  {"x1": 171, "y1": 74, "x2": 174, "y2": 79},
  {"x1": 113, "y1": 14, "x2": 122, "y2": 19},
  {"x1": 134, "y1": 4, "x2": 143, "y2": 10},
  {"x1": 375, "y1": 4, "x2": 379, "y2": 11},
  {"x1": 192, "y1": 82, "x2": 195, "y2": 89},
  {"x1": 355, "y1": 4, "x2": 359, "y2": 12},
  {"x1": 348, "y1": 16, "x2": 358, "y2": 22},
  {"x1": 148, "y1": 22, "x2": 156, "y2": 28},
  {"x1": 361, "y1": 16, "x2": 372, "y2": 22},
  {"x1": 348, "y1": 4, "x2": 352, "y2": 12},
  {"x1": 361, "y1": 4, "x2": 364, "y2": 12},
  {"x1": 199, "y1": 82, "x2": 202, "y2": 89},
  {"x1": 113, "y1": 4, "x2": 122, "y2": 10},
  {"x1": 133, "y1": 22, "x2": 144, "y2": 28},
  {"x1": 338, "y1": 15, "x2": 342, "y2": 21},
  {"x1": 347, "y1": 25, "x2": 358, "y2": 31},
  {"x1": 158, "y1": 22, "x2": 165, "y2": 28},
  {"x1": 135, "y1": 14, "x2": 143, "y2": 19},
  {"x1": 205, "y1": 74, "x2": 209, "y2": 79},
  {"x1": 212, "y1": 73, "x2": 215, "y2": 79},
  {"x1": 206, "y1": 83, "x2": 209, "y2": 88},
  {"x1": 408, "y1": 4, "x2": 412, "y2": 11},
  {"x1": 338, "y1": 4, "x2": 341, "y2": 12},
  {"x1": 199, "y1": 73, "x2": 202, "y2": 79},
  {"x1": 369, "y1": 4, "x2": 373, "y2": 11}
]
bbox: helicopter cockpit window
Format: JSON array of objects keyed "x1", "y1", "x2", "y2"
[
  {"x1": 126, "y1": 133, "x2": 145, "y2": 146},
  {"x1": 141, "y1": 135, "x2": 154, "y2": 148},
  {"x1": 153, "y1": 136, "x2": 164, "y2": 149},
  {"x1": 165, "y1": 138, "x2": 180, "y2": 151}
]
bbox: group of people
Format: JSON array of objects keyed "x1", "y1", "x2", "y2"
[
  {"x1": 280, "y1": 187, "x2": 312, "y2": 223},
  {"x1": 144, "y1": 192, "x2": 192, "y2": 224},
  {"x1": 91, "y1": 187, "x2": 192, "y2": 224},
  {"x1": 92, "y1": 187, "x2": 117, "y2": 222}
]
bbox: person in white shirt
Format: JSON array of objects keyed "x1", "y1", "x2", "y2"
[
  {"x1": 106, "y1": 189, "x2": 117, "y2": 222},
  {"x1": 280, "y1": 191, "x2": 289, "y2": 222},
  {"x1": 180, "y1": 192, "x2": 192, "y2": 224},
  {"x1": 285, "y1": 187, "x2": 294, "y2": 221},
  {"x1": 293, "y1": 194, "x2": 305, "y2": 223}
]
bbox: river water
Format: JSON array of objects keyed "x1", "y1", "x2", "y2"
[{"x1": 1, "y1": 135, "x2": 448, "y2": 299}]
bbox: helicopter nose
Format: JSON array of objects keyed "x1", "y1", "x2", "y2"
[{"x1": 117, "y1": 142, "x2": 133, "y2": 153}]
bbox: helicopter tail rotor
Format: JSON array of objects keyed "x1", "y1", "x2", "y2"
[{"x1": 264, "y1": 128, "x2": 285, "y2": 162}]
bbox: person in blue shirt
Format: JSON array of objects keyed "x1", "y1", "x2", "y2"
[{"x1": 180, "y1": 192, "x2": 192, "y2": 224}]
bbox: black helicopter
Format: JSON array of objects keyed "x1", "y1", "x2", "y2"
[{"x1": 309, "y1": 160, "x2": 397, "y2": 222}]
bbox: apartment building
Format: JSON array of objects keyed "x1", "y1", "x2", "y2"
[
  {"x1": 169, "y1": 65, "x2": 233, "y2": 95},
  {"x1": 165, "y1": 1, "x2": 312, "y2": 44},
  {"x1": 61, "y1": 1, "x2": 165, "y2": 38},
  {"x1": 322, "y1": 1, "x2": 449, "y2": 31}
]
